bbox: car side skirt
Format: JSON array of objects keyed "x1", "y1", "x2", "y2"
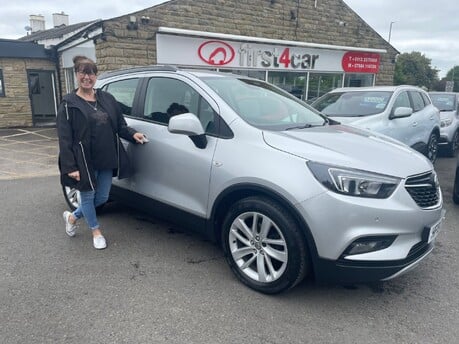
[{"x1": 110, "y1": 185, "x2": 210, "y2": 239}]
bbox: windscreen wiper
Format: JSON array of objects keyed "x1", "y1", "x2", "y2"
[{"x1": 285, "y1": 124, "x2": 314, "y2": 130}]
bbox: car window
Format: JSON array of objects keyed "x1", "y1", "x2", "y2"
[
  {"x1": 102, "y1": 78, "x2": 139, "y2": 116},
  {"x1": 410, "y1": 91, "x2": 425, "y2": 112},
  {"x1": 143, "y1": 77, "x2": 218, "y2": 134},
  {"x1": 392, "y1": 91, "x2": 411, "y2": 110},
  {"x1": 421, "y1": 92, "x2": 431, "y2": 106}
]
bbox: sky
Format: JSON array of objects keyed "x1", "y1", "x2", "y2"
[{"x1": 1, "y1": 0, "x2": 457, "y2": 78}]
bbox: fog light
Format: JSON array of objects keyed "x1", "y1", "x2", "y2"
[{"x1": 343, "y1": 236, "x2": 396, "y2": 256}]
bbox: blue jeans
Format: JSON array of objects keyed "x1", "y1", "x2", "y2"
[{"x1": 72, "y1": 169, "x2": 113, "y2": 230}]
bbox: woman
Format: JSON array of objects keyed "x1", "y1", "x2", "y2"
[{"x1": 57, "y1": 55, "x2": 146, "y2": 249}]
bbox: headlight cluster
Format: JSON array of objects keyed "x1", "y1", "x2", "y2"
[
  {"x1": 441, "y1": 118, "x2": 453, "y2": 127},
  {"x1": 307, "y1": 161, "x2": 401, "y2": 198}
]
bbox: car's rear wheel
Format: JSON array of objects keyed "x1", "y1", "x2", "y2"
[
  {"x1": 62, "y1": 185, "x2": 106, "y2": 213},
  {"x1": 63, "y1": 185, "x2": 79, "y2": 211},
  {"x1": 446, "y1": 130, "x2": 459, "y2": 157},
  {"x1": 221, "y1": 196, "x2": 309, "y2": 294},
  {"x1": 426, "y1": 133, "x2": 439, "y2": 163}
]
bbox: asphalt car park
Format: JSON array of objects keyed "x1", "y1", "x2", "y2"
[{"x1": 0, "y1": 128, "x2": 458, "y2": 343}]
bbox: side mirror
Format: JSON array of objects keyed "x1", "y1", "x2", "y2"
[
  {"x1": 390, "y1": 106, "x2": 413, "y2": 119},
  {"x1": 168, "y1": 112, "x2": 207, "y2": 149}
]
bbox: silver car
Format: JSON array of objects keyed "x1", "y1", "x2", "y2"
[
  {"x1": 63, "y1": 67, "x2": 444, "y2": 294},
  {"x1": 429, "y1": 92, "x2": 459, "y2": 156},
  {"x1": 311, "y1": 85, "x2": 441, "y2": 162}
]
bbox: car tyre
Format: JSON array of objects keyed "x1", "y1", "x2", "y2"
[
  {"x1": 221, "y1": 196, "x2": 309, "y2": 294},
  {"x1": 426, "y1": 132, "x2": 439, "y2": 163},
  {"x1": 446, "y1": 130, "x2": 459, "y2": 157},
  {"x1": 453, "y1": 166, "x2": 459, "y2": 204}
]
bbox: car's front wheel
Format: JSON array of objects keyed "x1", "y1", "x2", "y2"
[
  {"x1": 453, "y1": 166, "x2": 459, "y2": 204},
  {"x1": 426, "y1": 132, "x2": 439, "y2": 163},
  {"x1": 221, "y1": 196, "x2": 309, "y2": 294},
  {"x1": 446, "y1": 130, "x2": 459, "y2": 157}
]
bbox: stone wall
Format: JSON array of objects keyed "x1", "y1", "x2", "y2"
[
  {"x1": 97, "y1": 0, "x2": 397, "y2": 84},
  {"x1": 0, "y1": 58, "x2": 56, "y2": 128}
]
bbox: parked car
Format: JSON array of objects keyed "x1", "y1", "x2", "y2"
[
  {"x1": 63, "y1": 67, "x2": 444, "y2": 294},
  {"x1": 310, "y1": 85, "x2": 441, "y2": 162},
  {"x1": 454, "y1": 158, "x2": 459, "y2": 204},
  {"x1": 429, "y1": 92, "x2": 459, "y2": 157}
]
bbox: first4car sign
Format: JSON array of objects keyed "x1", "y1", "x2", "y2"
[{"x1": 156, "y1": 31, "x2": 381, "y2": 73}]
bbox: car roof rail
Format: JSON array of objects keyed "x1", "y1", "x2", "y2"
[{"x1": 98, "y1": 65, "x2": 178, "y2": 80}]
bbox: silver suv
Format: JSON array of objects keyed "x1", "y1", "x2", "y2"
[
  {"x1": 63, "y1": 67, "x2": 444, "y2": 294},
  {"x1": 311, "y1": 86, "x2": 441, "y2": 162},
  {"x1": 429, "y1": 92, "x2": 459, "y2": 156}
]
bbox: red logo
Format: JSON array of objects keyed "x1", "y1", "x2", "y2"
[{"x1": 198, "y1": 40, "x2": 235, "y2": 66}]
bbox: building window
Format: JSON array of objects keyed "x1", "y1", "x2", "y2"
[
  {"x1": 64, "y1": 68, "x2": 76, "y2": 93},
  {"x1": 344, "y1": 73, "x2": 374, "y2": 87},
  {"x1": 306, "y1": 73, "x2": 344, "y2": 102},
  {"x1": 0, "y1": 69, "x2": 5, "y2": 96}
]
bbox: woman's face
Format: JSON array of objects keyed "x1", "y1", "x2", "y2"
[{"x1": 76, "y1": 69, "x2": 97, "y2": 91}]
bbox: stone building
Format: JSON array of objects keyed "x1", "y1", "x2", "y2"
[
  {"x1": 1, "y1": 0, "x2": 398, "y2": 127},
  {"x1": 0, "y1": 40, "x2": 57, "y2": 127},
  {"x1": 59, "y1": 0, "x2": 397, "y2": 99}
]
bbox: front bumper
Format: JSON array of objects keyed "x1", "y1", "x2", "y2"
[
  {"x1": 296, "y1": 179, "x2": 443, "y2": 284},
  {"x1": 314, "y1": 238, "x2": 434, "y2": 284}
]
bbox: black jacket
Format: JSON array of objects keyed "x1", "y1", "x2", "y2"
[{"x1": 56, "y1": 90, "x2": 137, "y2": 191}]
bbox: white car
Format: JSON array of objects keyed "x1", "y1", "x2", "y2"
[
  {"x1": 311, "y1": 85, "x2": 441, "y2": 162},
  {"x1": 429, "y1": 92, "x2": 459, "y2": 156}
]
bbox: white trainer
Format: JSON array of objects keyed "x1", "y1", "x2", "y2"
[
  {"x1": 93, "y1": 235, "x2": 107, "y2": 250},
  {"x1": 63, "y1": 211, "x2": 76, "y2": 237}
]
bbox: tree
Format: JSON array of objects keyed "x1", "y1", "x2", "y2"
[
  {"x1": 444, "y1": 66, "x2": 459, "y2": 92},
  {"x1": 393, "y1": 52, "x2": 439, "y2": 90}
]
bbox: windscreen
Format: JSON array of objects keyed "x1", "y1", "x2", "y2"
[
  {"x1": 312, "y1": 91, "x2": 392, "y2": 117},
  {"x1": 430, "y1": 94, "x2": 456, "y2": 111},
  {"x1": 201, "y1": 76, "x2": 327, "y2": 130}
]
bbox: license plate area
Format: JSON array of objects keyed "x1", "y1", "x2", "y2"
[{"x1": 427, "y1": 218, "x2": 442, "y2": 244}]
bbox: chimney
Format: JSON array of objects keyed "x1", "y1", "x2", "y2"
[
  {"x1": 29, "y1": 14, "x2": 45, "y2": 32},
  {"x1": 53, "y1": 12, "x2": 69, "y2": 27}
]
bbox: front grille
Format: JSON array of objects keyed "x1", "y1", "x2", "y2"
[{"x1": 405, "y1": 172, "x2": 440, "y2": 208}]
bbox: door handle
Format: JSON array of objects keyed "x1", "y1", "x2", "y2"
[{"x1": 412, "y1": 122, "x2": 418, "y2": 127}]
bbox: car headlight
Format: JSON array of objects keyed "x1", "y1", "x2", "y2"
[
  {"x1": 441, "y1": 118, "x2": 453, "y2": 127},
  {"x1": 307, "y1": 161, "x2": 401, "y2": 198}
]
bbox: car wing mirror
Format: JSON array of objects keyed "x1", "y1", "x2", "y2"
[
  {"x1": 390, "y1": 106, "x2": 413, "y2": 119},
  {"x1": 168, "y1": 112, "x2": 208, "y2": 149}
]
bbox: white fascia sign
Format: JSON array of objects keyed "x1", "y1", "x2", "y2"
[{"x1": 156, "y1": 28, "x2": 384, "y2": 74}]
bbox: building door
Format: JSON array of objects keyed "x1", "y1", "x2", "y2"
[{"x1": 27, "y1": 70, "x2": 57, "y2": 126}]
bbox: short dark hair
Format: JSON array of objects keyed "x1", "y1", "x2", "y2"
[{"x1": 73, "y1": 55, "x2": 98, "y2": 75}]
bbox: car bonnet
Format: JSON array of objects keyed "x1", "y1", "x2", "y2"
[{"x1": 262, "y1": 124, "x2": 432, "y2": 177}]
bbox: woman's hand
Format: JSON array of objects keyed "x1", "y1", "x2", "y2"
[
  {"x1": 68, "y1": 171, "x2": 80, "y2": 181},
  {"x1": 133, "y1": 132, "x2": 148, "y2": 144}
]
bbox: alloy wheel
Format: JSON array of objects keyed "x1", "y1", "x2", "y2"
[{"x1": 228, "y1": 211, "x2": 288, "y2": 283}]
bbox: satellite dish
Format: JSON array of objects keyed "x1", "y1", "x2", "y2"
[{"x1": 24, "y1": 26, "x2": 32, "y2": 31}]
